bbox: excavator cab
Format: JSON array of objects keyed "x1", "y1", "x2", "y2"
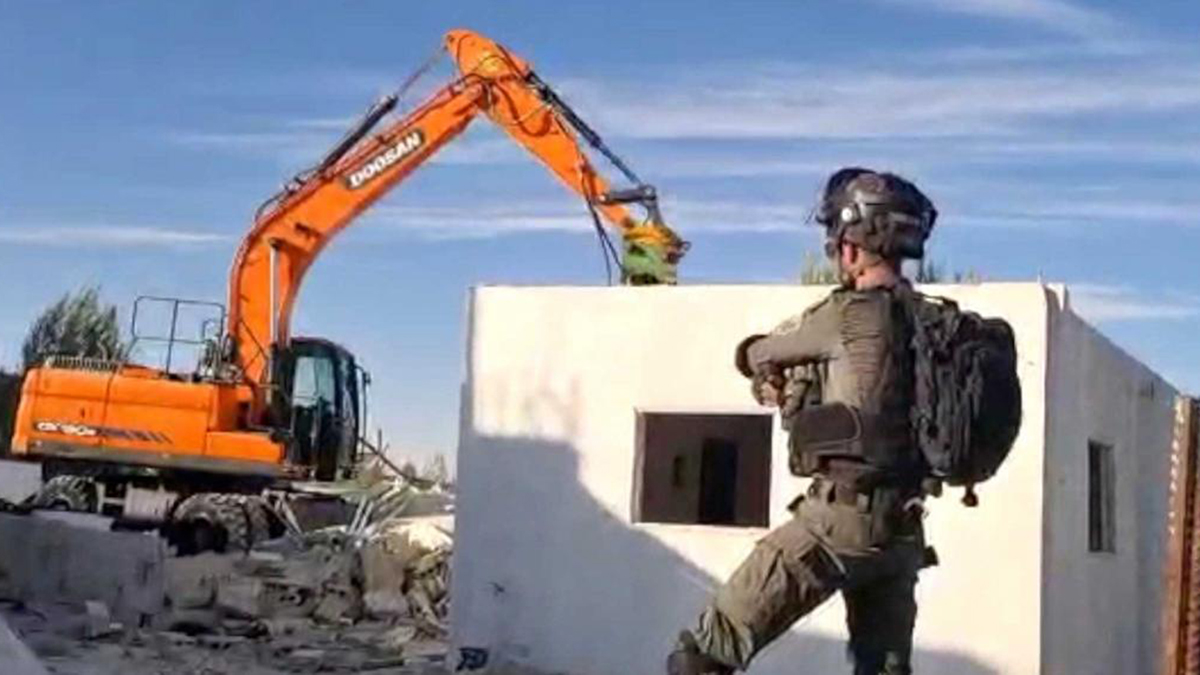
[
  {"x1": 128, "y1": 297, "x2": 366, "y2": 482},
  {"x1": 273, "y1": 338, "x2": 364, "y2": 481}
]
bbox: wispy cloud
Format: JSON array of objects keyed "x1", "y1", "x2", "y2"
[
  {"x1": 164, "y1": 39, "x2": 1200, "y2": 183},
  {"x1": 560, "y1": 58, "x2": 1200, "y2": 140},
  {"x1": 166, "y1": 122, "x2": 522, "y2": 168},
  {"x1": 361, "y1": 197, "x2": 813, "y2": 239},
  {"x1": 0, "y1": 226, "x2": 228, "y2": 247},
  {"x1": 283, "y1": 116, "x2": 355, "y2": 131},
  {"x1": 901, "y1": 40, "x2": 1156, "y2": 64},
  {"x1": 943, "y1": 138, "x2": 1200, "y2": 166},
  {"x1": 365, "y1": 203, "x2": 588, "y2": 239},
  {"x1": 646, "y1": 156, "x2": 830, "y2": 179},
  {"x1": 158, "y1": 38, "x2": 1200, "y2": 248},
  {"x1": 876, "y1": 0, "x2": 1119, "y2": 37},
  {"x1": 166, "y1": 129, "x2": 336, "y2": 166},
  {"x1": 953, "y1": 199, "x2": 1200, "y2": 229},
  {"x1": 634, "y1": 136, "x2": 1200, "y2": 185},
  {"x1": 1070, "y1": 283, "x2": 1200, "y2": 322}
]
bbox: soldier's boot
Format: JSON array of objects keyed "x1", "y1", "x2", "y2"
[{"x1": 667, "y1": 631, "x2": 734, "y2": 675}]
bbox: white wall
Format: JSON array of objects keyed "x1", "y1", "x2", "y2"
[
  {"x1": 451, "y1": 283, "x2": 1053, "y2": 675},
  {"x1": 1040, "y1": 289, "x2": 1177, "y2": 675}
]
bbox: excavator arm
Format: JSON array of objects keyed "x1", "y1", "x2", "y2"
[{"x1": 226, "y1": 29, "x2": 686, "y2": 401}]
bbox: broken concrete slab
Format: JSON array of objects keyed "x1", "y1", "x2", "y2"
[
  {"x1": 0, "y1": 513, "x2": 166, "y2": 624},
  {"x1": 164, "y1": 552, "x2": 239, "y2": 610},
  {"x1": 215, "y1": 577, "x2": 266, "y2": 619},
  {"x1": 374, "y1": 518, "x2": 451, "y2": 563},
  {"x1": 312, "y1": 583, "x2": 359, "y2": 624},
  {"x1": 359, "y1": 516, "x2": 452, "y2": 627},
  {"x1": 361, "y1": 541, "x2": 409, "y2": 618}
]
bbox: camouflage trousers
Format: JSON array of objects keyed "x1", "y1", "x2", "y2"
[{"x1": 686, "y1": 481, "x2": 927, "y2": 674}]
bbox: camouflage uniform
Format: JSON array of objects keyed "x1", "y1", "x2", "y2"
[{"x1": 674, "y1": 284, "x2": 930, "y2": 675}]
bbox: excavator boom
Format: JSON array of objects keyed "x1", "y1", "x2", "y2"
[
  {"x1": 11, "y1": 30, "x2": 686, "y2": 537},
  {"x1": 228, "y1": 29, "x2": 686, "y2": 402}
]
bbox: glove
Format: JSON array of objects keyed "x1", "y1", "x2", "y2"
[
  {"x1": 734, "y1": 333, "x2": 767, "y2": 378},
  {"x1": 751, "y1": 371, "x2": 786, "y2": 406},
  {"x1": 778, "y1": 368, "x2": 808, "y2": 419}
]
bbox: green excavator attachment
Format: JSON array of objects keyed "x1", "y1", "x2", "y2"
[{"x1": 622, "y1": 239, "x2": 682, "y2": 286}]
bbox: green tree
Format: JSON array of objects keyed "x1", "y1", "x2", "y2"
[{"x1": 21, "y1": 287, "x2": 126, "y2": 371}]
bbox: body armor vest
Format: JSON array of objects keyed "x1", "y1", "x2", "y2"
[{"x1": 773, "y1": 286, "x2": 924, "y2": 486}]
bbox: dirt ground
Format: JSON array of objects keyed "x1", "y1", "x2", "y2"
[{"x1": 4, "y1": 602, "x2": 451, "y2": 675}]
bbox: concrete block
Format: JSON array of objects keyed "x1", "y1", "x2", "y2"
[
  {"x1": 164, "y1": 553, "x2": 238, "y2": 610},
  {"x1": 312, "y1": 583, "x2": 359, "y2": 624},
  {"x1": 215, "y1": 577, "x2": 265, "y2": 620},
  {"x1": 0, "y1": 460, "x2": 41, "y2": 504},
  {"x1": 361, "y1": 543, "x2": 408, "y2": 618},
  {"x1": 0, "y1": 513, "x2": 166, "y2": 624}
]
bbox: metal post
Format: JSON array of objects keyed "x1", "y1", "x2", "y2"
[{"x1": 165, "y1": 300, "x2": 180, "y2": 374}]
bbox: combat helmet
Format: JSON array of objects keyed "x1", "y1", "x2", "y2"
[{"x1": 815, "y1": 168, "x2": 937, "y2": 259}]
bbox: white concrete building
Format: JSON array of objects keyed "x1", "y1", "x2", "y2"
[{"x1": 452, "y1": 283, "x2": 1178, "y2": 675}]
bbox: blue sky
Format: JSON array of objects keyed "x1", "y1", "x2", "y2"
[{"x1": 2, "y1": 1, "x2": 1199, "y2": 462}]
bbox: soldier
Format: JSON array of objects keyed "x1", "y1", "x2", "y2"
[{"x1": 667, "y1": 168, "x2": 939, "y2": 675}]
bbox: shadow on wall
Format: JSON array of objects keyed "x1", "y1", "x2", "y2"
[{"x1": 453, "y1": 400, "x2": 999, "y2": 674}]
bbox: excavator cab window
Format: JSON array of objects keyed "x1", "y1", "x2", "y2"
[{"x1": 282, "y1": 339, "x2": 360, "y2": 480}]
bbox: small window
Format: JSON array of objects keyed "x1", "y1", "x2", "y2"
[
  {"x1": 634, "y1": 413, "x2": 772, "y2": 527},
  {"x1": 1088, "y1": 440, "x2": 1116, "y2": 553}
]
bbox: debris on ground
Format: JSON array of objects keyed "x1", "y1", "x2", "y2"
[{"x1": 0, "y1": 463, "x2": 458, "y2": 674}]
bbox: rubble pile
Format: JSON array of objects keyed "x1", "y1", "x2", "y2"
[
  {"x1": 160, "y1": 473, "x2": 455, "y2": 670},
  {"x1": 161, "y1": 520, "x2": 453, "y2": 632},
  {"x1": 2, "y1": 466, "x2": 458, "y2": 674}
]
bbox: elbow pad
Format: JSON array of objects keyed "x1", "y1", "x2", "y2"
[{"x1": 734, "y1": 334, "x2": 768, "y2": 377}]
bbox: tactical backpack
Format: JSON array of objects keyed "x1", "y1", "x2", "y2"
[{"x1": 907, "y1": 294, "x2": 1022, "y2": 506}]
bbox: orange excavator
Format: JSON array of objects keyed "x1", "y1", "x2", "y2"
[{"x1": 9, "y1": 29, "x2": 686, "y2": 552}]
